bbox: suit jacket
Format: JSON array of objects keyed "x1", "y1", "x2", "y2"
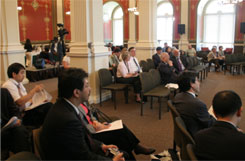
[
  {"x1": 152, "y1": 53, "x2": 161, "y2": 68},
  {"x1": 109, "y1": 55, "x2": 120, "y2": 67},
  {"x1": 173, "y1": 92, "x2": 215, "y2": 137},
  {"x1": 170, "y1": 55, "x2": 188, "y2": 74},
  {"x1": 1, "y1": 88, "x2": 21, "y2": 127},
  {"x1": 157, "y1": 62, "x2": 178, "y2": 85},
  {"x1": 194, "y1": 121, "x2": 245, "y2": 160},
  {"x1": 40, "y1": 98, "x2": 110, "y2": 160}
]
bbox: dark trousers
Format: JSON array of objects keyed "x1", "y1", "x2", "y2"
[
  {"x1": 2, "y1": 125, "x2": 31, "y2": 155},
  {"x1": 117, "y1": 76, "x2": 141, "y2": 94},
  {"x1": 92, "y1": 124, "x2": 139, "y2": 160},
  {"x1": 22, "y1": 102, "x2": 52, "y2": 128}
]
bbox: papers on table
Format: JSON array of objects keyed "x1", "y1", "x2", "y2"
[
  {"x1": 25, "y1": 90, "x2": 52, "y2": 111},
  {"x1": 165, "y1": 83, "x2": 179, "y2": 89},
  {"x1": 96, "y1": 120, "x2": 123, "y2": 133},
  {"x1": 208, "y1": 105, "x2": 217, "y2": 119}
]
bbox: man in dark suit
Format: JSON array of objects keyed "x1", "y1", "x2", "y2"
[
  {"x1": 194, "y1": 90, "x2": 245, "y2": 160},
  {"x1": 152, "y1": 47, "x2": 162, "y2": 68},
  {"x1": 173, "y1": 72, "x2": 215, "y2": 137},
  {"x1": 170, "y1": 48, "x2": 188, "y2": 74},
  {"x1": 158, "y1": 52, "x2": 178, "y2": 85},
  {"x1": 40, "y1": 68, "x2": 124, "y2": 161}
]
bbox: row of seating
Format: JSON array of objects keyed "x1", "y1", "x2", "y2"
[
  {"x1": 139, "y1": 59, "x2": 155, "y2": 72},
  {"x1": 224, "y1": 54, "x2": 245, "y2": 75}
]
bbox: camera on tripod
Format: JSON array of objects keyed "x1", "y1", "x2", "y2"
[{"x1": 57, "y1": 23, "x2": 69, "y2": 39}]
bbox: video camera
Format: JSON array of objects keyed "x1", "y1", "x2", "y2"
[{"x1": 57, "y1": 23, "x2": 69, "y2": 39}]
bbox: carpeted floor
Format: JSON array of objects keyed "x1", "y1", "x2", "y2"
[{"x1": 25, "y1": 71, "x2": 245, "y2": 161}]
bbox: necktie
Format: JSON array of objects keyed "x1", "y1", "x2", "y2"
[
  {"x1": 177, "y1": 57, "x2": 182, "y2": 71},
  {"x1": 81, "y1": 104, "x2": 93, "y2": 125},
  {"x1": 133, "y1": 58, "x2": 140, "y2": 72},
  {"x1": 16, "y1": 84, "x2": 23, "y2": 97}
]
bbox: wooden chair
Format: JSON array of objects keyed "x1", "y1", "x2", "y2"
[
  {"x1": 32, "y1": 127, "x2": 45, "y2": 160},
  {"x1": 186, "y1": 144, "x2": 198, "y2": 161},
  {"x1": 98, "y1": 68, "x2": 129, "y2": 110}
]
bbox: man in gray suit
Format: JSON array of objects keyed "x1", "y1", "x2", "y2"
[{"x1": 173, "y1": 72, "x2": 215, "y2": 137}]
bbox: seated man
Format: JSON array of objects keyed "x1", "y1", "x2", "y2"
[
  {"x1": 2, "y1": 63, "x2": 52, "y2": 127},
  {"x1": 109, "y1": 48, "x2": 121, "y2": 68},
  {"x1": 152, "y1": 47, "x2": 162, "y2": 68},
  {"x1": 39, "y1": 45, "x2": 54, "y2": 64},
  {"x1": 158, "y1": 52, "x2": 178, "y2": 85},
  {"x1": 1, "y1": 88, "x2": 31, "y2": 159},
  {"x1": 79, "y1": 102, "x2": 155, "y2": 160},
  {"x1": 40, "y1": 68, "x2": 124, "y2": 161},
  {"x1": 186, "y1": 44, "x2": 196, "y2": 57},
  {"x1": 194, "y1": 90, "x2": 245, "y2": 160},
  {"x1": 207, "y1": 47, "x2": 221, "y2": 71},
  {"x1": 170, "y1": 48, "x2": 188, "y2": 74},
  {"x1": 173, "y1": 72, "x2": 215, "y2": 137},
  {"x1": 128, "y1": 47, "x2": 142, "y2": 74}
]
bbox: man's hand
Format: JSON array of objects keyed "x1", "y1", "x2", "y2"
[
  {"x1": 168, "y1": 60, "x2": 173, "y2": 66},
  {"x1": 93, "y1": 121, "x2": 111, "y2": 131},
  {"x1": 113, "y1": 153, "x2": 125, "y2": 161},
  {"x1": 101, "y1": 144, "x2": 118, "y2": 153},
  {"x1": 33, "y1": 84, "x2": 44, "y2": 93}
]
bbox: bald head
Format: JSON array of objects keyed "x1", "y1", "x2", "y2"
[{"x1": 160, "y1": 52, "x2": 169, "y2": 62}]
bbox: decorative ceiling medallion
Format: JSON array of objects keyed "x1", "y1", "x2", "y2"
[{"x1": 32, "y1": 0, "x2": 39, "y2": 11}]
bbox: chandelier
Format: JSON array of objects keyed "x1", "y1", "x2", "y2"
[
  {"x1": 128, "y1": 7, "x2": 139, "y2": 15},
  {"x1": 219, "y1": 0, "x2": 244, "y2": 4}
]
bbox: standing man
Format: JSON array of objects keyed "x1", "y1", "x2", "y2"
[
  {"x1": 170, "y1": 49, "x2": 188, "y2": 74},
  {"x1": 2, "y1": 63, "x2": 52, "y2": 127},
  {"x1": 40, "y1": 68, "x2": 124, "y2": 160},
  {"x1": 152, "y1": 47, "x2": 162, "y2": 68},
  {"x1": 194, "y1": 90, "x2": 245, "y2": 160},
  {"x1": 128, "y1": 47, "x2": 142, "y2": 73},
  {"x1": 173, "y1": 72, "x2": 215, "y2": 137},
  {"x1": 186, "y1": 44, "x2": 196, "y2": 57}
]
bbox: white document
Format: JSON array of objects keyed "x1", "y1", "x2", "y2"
[
  {"x1": 96, "y1": 120, "x2": 123, "y2": 133},
  {"x1": 165, "y1": 83, "x2": 179, "y2": 89},
  {"x1": 208, "y1": 106, "x2": 217, "y2": 119},
  {"x1": 25, "y1": 90, "x2": 52, "y2": 111}
]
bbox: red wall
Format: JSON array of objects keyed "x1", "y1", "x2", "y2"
[
  {"x1": 189, "y1": 0, "x2": 199, "y2": 41},
  {"x1": 64, "y1": 0, "x2": 71, "y2": 41},
  {"x1": 172, "y1": 0, "x2": 181, "y2": 40},
  {"x1": 235, "y1": 1, "x2": 245, "y2": 41},
  {"x1": 103, "y1": 0, "x2": 129, "y2": 41},
  {"x1": 18, "y1": 0, "x2": 53, "y2": 42}
]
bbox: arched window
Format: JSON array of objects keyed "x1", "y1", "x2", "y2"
[
  {"x1": 157, "y1": 1, "x2": 174, "y2": 47},
  {"x1": 197, "y1": 0, "x2": 235, "y2": 49},
  {"x1": 103, "y1": 2, "x2": 124, "y2": 46}
]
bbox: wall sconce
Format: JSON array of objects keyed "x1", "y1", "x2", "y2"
[
  {"x1": 66, "y1": 11, "x2": 71, "y2": 15},
  {"x1": 128, "y1": 7, "x2": 139, "y2": 15},
  {"x1": 17, "y1": 6, "x2": 22, "y2": 11}
]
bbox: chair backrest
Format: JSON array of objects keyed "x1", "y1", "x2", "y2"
[
  {"x1": 149, "y1": 69, "x2": 161, "y2": 87},
  {"x1": 186, "y1": 57, "x2": 194, "y2": 69},
  {"x1": 98, "y1": 68, "x2": 113, "y2": 87},
  {"x1": 186, "y1": 144, "x2": 198, "y2": 161},
  {"x1": 168, "y1": 100, "x2": 180, "y2": 119},
  {"x1": 139, "y1": 60, "x2": 149, "y2": 72},
  {"x1": 139, "y1": 72, "x2": 154, "y2": 93},
  {"x1": 33, "y1": 127, "x2": 45, "y2": 160},
  {"x1": 175, "y1": 116, "x2": 195, "y2": 160},
  {"x1": 6, "y1": 152, "x2": 40, "y2": 161},
  {"x1": 146, "y1": 59, "x2": 155, "y2": 70}
]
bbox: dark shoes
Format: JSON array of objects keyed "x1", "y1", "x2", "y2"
[{"x1": 134, "y1": 144, "x2": 156, "y2": 155}]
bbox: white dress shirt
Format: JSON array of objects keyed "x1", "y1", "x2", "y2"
[{"x1": 129, "y1": 56, "x2": 142, "y2": 73}]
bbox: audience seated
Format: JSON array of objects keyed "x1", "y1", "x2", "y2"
[
  {"x1": 165, "y1": 46, "x2": 173, "y2": 57},
  {"x1": 170, "y1": 49, "x2": 188, "y2": 74},
  {"x1": 207, "y1": 47, "x2": 221, "y2": 71},
  {"x1": 128, "y1": 47, "x2": 142, "y2": 73},
  {"x1": 78, "y1": 102, "x2": 155, "y2": 160},
  {"x1": 39, "y1": 45, "x2": 54, "y2": 64},
  {"x1": 186, "y1": 44, "x2": 196, "y2": 57},
  {"x1": 194, "y1": 90, "x2": 245, "y2": 160},
  {"x1": 2, "y1": 63, "x2": 52, "y2": 127},
  {"x1": 158, "y1": 52, "x2": 178, "y2": 85},
  {"x1": 173, "y1": 72, "x2": 215, "y2": 137},
  {"x1": 116, "y1": 52, "x2": 142, "y2": 103},
  {"x1": 109, "y1": 48, "x2": 121, "y2": 68},
  {"x1": 152, "y1": 47, "x2": 162, "y2": 68},
  {"x1": 40, "y1": 68, "x2": 124, "y2": 161},
  {"x1": 217, "y1": 46, "x2": 225, "y2": 67},
  {"x1": 1, "y1": 88, "x2": 31, "y2": 159}
]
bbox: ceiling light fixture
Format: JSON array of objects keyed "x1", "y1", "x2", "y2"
[{"x1": 219, "y1": 0, "x2": 244, "y2": 4}]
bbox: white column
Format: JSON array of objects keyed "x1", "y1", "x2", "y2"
[
  {"x1": 57, "y1": 0, "x2": 63, "y2": 24},
  {"x1": 0, "y1": 0, "x2": 26, "y2": 84},
  {"x1": 69, "y1": 0, "x2": 110, "y2": 103},
  {"x1": 136, "y1": 0, "x2": 157, "y2": 61},
  {"x1": 179, "y1": 0, "x2": 189, "y2": 50},
  {"x1": 127, "y1": 0, "x2": 136, "y2": 48}
]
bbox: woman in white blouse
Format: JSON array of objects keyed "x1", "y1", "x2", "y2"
[{"x1": 117, "y1": 52, "x2": 142, "y2": 103}]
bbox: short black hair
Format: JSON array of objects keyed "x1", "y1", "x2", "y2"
[
  {"x1": 213, "y1": 90, "x2": 242, "y2": 117},
  {"x1": 7, "y1": 63, "x2": 25, "y2": 78},
  {"x1": 58, "y1": 68, "x2": 88, "y2": 99},
  {"x1": 128, "y1": 47, "x2": 135, "y2": 52},
  {"x1": 156, "y1": 47, "x2": 162, "y2": 51},
  {"x1": 113, "y1": 48, "x2": 121, "y2": 53},
  {"x1": 177, "y1": 71, "x2": 198, "y2": 92},
  {"x1": 44, "y1": 45, "x2": 50, "y2": 52}
]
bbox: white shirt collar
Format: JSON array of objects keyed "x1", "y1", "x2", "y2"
[
  {"x1": 64, "y1": 98, "x2": 80, "y2": 115},
  {"x1": 218, "y1": 120, "x2": 237, "y2": 129},
  {"x1": 9, "y1": 78, "x2": 20, "y2": 86},
  {"x1": 187, "y1": 91, "x2": 196, "y2": 98}
]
